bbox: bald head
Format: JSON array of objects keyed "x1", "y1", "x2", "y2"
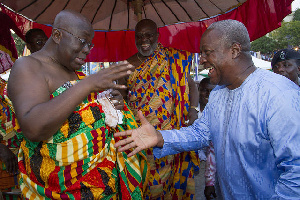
[
  {"x1": 207, "y1": 20, "x2": 251, "y2": 52},
  {"x1": 47, "y1": 10, "x2": 94, "y2": 71},
  {"x1": 135, "y1": 19, "x2": 158, "y2": 32},
  {"x1": 53, "y1": 10, "x2": 93, "y2": 34}
]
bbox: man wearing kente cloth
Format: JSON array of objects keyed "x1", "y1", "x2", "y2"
[
  {"x1": 120, "y1": 19, "x2": 200, "y2": 199},
  {"x1": 0, "y1": 48, "x2": 20, "y2": 199},
  {"x1": 7, "y1": 10, "x2": 148, "y2": 200},
  {"x1": 0, "y1": 77, "x2": 20, "y2": 199}
]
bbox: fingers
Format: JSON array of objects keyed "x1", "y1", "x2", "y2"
[
  {"x1": 109, "y1": 61, "x2": 134, "y2": 74},
  {"x1": 94, "y1": 61, "x2": 133, "y2": 88},
  {"x1": 127, "y1": 147, "x2": 142, "y2": 157},
  {"x1": 114, "y1": 104, "x2": 124, "y2": 110},
  {"x1": 110, "y1": 89, "x2": 121, "y2": 97},
  {"x1": 109, "y1": 71, "x2": 132, "y2": 87},
  {"x1": 137, "y1": 110, "x2": 148, "y2": 125},
  {"x1": 117, "y1": 140, "x2": 136, "y2": 152},
  {"x1": 114, "y1": 130, "x2": 133, "y2": 147},
  {"x1": 110, "y1": 90, "x2": 124, "y2": 110}
]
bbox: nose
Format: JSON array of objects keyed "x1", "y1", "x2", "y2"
[
  {"x1": 82, "y1": 45, "x2": 91, "y2": 55},
  {"x1": 141, "y1": 36, "x2": 150, "y2": 42},
  {"x1": 277, "y1": 65, "x2": 285, "y2": 73},
  {"x1": 200, "y1": 55, "x2": 207, "y2": 65}
]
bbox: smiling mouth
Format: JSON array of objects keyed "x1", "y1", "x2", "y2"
[
  {"x1": 206, "y1": 66, "x2": 214, "y2": 73},
  {"x1": 76, "y1": 57, "x2": 85, "y2": 65},
  {"x1": 141, "y1": 44, "x2": 150, "y2": 50}
]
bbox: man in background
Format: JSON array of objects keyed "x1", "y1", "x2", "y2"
[
  {"x1": 271, "y1": 48, "x2": 300, "y2": 86},
  {"x1": 25, "y1": 28, "x2": 48, "y2": 53},
  {"x1": 121, "y1": 19, "x2": 200, "y2": 199}
]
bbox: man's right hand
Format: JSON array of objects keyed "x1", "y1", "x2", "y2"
[
  {"x1": 114, "y1": 111, "x2": 163, "y2": 157},
  {"x1": 0, "y1": 144, "x2": 18, "y2": 175},
  {"x1": 88, "y1": 61, "x2": 134, "y2": 92}
]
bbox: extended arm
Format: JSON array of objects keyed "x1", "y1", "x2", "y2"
[
  {"x1": 8, "y1": 58, "x2": 133, "y2": 142},
  {"x1": 114, "y1": 110, "x2": 211, "y2": 158}
]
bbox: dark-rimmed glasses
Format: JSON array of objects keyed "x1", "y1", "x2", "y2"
[{"x1": 57, "y1": 28, "x2": 94, "y2": 50}]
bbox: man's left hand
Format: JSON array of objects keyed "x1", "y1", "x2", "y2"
[{"x1": 110, "y1": 89, "x2": 124, "y2": 110}]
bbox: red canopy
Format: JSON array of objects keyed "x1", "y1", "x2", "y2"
[{"x1": 1, "y1": 0, "x2": 293, "y2": 62}]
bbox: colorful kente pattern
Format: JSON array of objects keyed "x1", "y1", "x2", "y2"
[
  {"x1": 0, "y1": 77, "x2": 19, "y2": 148},
  {"x1": 0, "y1": 77, "x2": 20, "y2": 199},
  {"x1": 127, "y1": 44, "x2": 199, "y2": 199},
  {"x1": 13, "y1": 70, "x2": 149, "y2": 199}
]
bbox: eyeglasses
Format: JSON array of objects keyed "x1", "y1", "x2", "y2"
[
  {"x1": 57, "y1": 28, "x2": 94, "y2": 50},
  {"x1": 136, "y1": 32, "x2": 156, "y2": 40}
]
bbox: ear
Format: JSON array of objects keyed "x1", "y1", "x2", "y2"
[
  {"x1": 51, "y1": 28, "x2": 61, "y2": 44},
  {"x1": 231, "y1": 42, "x2": 242, "y2": 59}
]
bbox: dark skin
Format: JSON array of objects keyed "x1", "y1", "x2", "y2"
[
  {"x1": 199, "y1": 79, "x2": 215, "y2": 112},
  {"x1": 199, "y1": 29, "x2": 256, "y2": 90},
  {"x1": 0, "y1": 135, "x2": 18, "y2": 175},
  {"x1": 26, "y1": 30, "x2": 48, "y2": 53},
  {"x1": 272, "y1": 59, "x2": 300, "y2": 85},
  {"x1": 7, "y1": 10, "x2": 133, "y2": 142},
  {"x1": 120, "y1": 19, "x2": 199, "y2": 125}
]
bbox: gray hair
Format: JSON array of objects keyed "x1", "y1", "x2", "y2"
[{"x1": 208, "y1": 20, "x2": 251, "y2": 52}]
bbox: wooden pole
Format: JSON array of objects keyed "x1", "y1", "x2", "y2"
[{"x1": 133, "y1": 0, "x2": 143, "y2": 21}]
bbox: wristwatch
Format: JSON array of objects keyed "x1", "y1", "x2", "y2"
[{"x1": 190, "y1": 106, "x2": 200, "y2": 112}]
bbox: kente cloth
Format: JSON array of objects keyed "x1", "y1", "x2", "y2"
[
  {"x1": 13, "y1": 70, "x2": 149, "y2": 200},
  {"x1": 0, "y1": 77, "x2": 19, "y2": 194},
  {"x1": 127, "y1": 43, "x2": 199, "y2": 199}
]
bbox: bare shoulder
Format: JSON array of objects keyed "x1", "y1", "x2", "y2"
[
  {"x1": 9, "y1": 55, "x2": 43, "y2": 80},
  {"x1": 8, "y1": 55, "x2": 48, "y2": 99}
]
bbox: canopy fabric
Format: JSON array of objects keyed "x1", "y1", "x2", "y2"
[
  {"x1": 86, "y1": 0, "x2": 293, "y2": 62},
  {"x1": 1, "y1": 0, "x2": 247, "y2": 31},
  {"x1": 1, "y1": 0, "x2": 293, "y2": 62},
  {"x1": 0, "y1": 4, "x2": 29, "y2": 63}
]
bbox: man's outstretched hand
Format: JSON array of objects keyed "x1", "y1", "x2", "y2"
[{"x1": 114, "y1": 111, "x2": 164, "y2": 157}]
